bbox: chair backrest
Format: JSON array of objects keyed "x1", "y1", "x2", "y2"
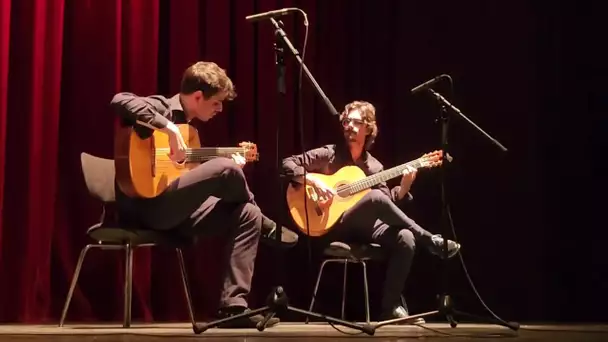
[{"x1": 80, "y1": 152, "x2": 116, "y2": 203}]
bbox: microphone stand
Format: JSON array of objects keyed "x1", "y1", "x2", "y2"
[
  {"x1": 270, "y1": 18, "x2": 340, "y2": 117},
  {"x1": 370, "y1": 88, "x2": 518, "y2": 333},
  {"x1": 193, "y1": 17, "x2": 372, "y2": 335}
]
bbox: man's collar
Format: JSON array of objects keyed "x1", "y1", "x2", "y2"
[
  {"x1": 169, "y1": 93, "x2": 183, "y2": 112},
  {"x1": 359, "y1": 150, "x2": 370, "y2": 163},
  {"x1": 336, "y1": 141, "x2": 369, "y2": 163},
  {"x1": 169, "y1": 93, "x2": 189, "y2": 123}
]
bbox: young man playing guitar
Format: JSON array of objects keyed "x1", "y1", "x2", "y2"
[
  {"x1": 281, "y1": 100, "x2": 461, "y2": 323},
  {"x1": 111, "y1": 61, "x2": 297, "y2": 328}
]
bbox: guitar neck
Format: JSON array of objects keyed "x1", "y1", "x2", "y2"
[
  {"x1": 184, "y1": 147, "x2": 247, "y2": 162},
  {"x1": 154, "y1": 147, "x2": 247, "y2": 162},
  {"x1": 345, "y1": 159, "x2": 426, "y2": 195}
]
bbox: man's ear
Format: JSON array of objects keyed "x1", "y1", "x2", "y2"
[{"x1": 194, "y1": 90, "x2": 206, "y2": 101}]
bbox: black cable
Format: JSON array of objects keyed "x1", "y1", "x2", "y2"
[
  {"x1": 441, "y1": 75, "x2": 518, "y2": 330},
  {"x1": 294, "y1": 9, "x2": 313, "y2": 302},
  {"x1": 293, "y1": 10, "x2": 363, "y2": 336}
]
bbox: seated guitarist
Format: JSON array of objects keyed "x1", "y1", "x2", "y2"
[
  {"x1": 281, "y1": 100, "x2": 461, "y2": 322},
  {"x1": 111, "y1": 61, "x2": 297, "y2": 328}
]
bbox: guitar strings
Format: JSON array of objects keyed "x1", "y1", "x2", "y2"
[
  {"x1": 154, "y1": 148, "x2": 247, "y2": 154},
  {"x1": 154, "y1": 149, "x2": 253, "y2": 159},
  {"x1": 153, "y1": 147, "x2": 252, "y2": 163},
  {"x1": 336, "y1": 159, "x2": 424, "y2": 194}
]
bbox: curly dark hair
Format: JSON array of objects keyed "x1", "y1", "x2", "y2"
[{"x1": 340, "y1": 100, "x2": 378, "y2": 150}]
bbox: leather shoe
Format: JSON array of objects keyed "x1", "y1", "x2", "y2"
[
  {"x1": 428, "y1": 234, "x2": 461, "y2": 259},
  {"x1": 381, "y1": 305, "x2": 426, "y2": 325},
  {"x1": 261, "y1": 215, "x2": 298, "y2": 249}
]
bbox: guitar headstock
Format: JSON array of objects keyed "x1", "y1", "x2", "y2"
[
  {"x1": 239, "y1": 141, "x2": 260, "y2": 162},
  {"x1": 418, "y1": 150, "x2": 452, "y2": 169}
]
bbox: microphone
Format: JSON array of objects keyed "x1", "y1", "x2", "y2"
[
  {"x1": 245, "y1": 8, "x2": 299, "y2": 23},
  {"x1": 410, "y1": 74, "x2": 449, "y2": 94}
]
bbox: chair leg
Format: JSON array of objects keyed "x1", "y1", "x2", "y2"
[
  {"x1": 341, "y1": 260, "x2": 348, "y2": 320},
  {"x1": 123, "y1": 243, "x2": 133, "y2": 328},
  {"x1": 306, "y1": 259, "x2": 331, "y2": 324},
  {"x1": 361, "y1": 261, "x2": 370, "y2": 323},
  {"x1": 176, "y1": 248, "x2": 196, "y2": 327},
  {"x1": 59, "y1": 245, "x2": 94, "y2": 327}
]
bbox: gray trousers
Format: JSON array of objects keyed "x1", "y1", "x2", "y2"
[
  {"x1": 116, "y1": 157, "x2": 261, "y2": 308},
  {"x1": 324, "y1": 189, "x2": 434, "y2": 313}
]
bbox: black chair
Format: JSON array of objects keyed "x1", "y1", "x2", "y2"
[
  {"x1": 307, "y1": 241, "x2": 408, "y2": 323},
  {"x1": 58, "y1": 153, "x2": 196, "y2": 328}
]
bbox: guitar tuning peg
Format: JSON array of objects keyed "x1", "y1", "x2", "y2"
[{"x1": 445, "y1": 153, "x2": 454, "y2": 163}]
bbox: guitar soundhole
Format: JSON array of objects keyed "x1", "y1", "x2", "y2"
[{"x1": 334, "y1": 181, "x2": 350, "y2": 200}]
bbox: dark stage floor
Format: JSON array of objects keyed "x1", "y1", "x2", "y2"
[{"x1": 0, "y1": 322, "x2": 606, "y2": 342}]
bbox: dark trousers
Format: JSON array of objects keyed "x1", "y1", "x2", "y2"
[
  {"x1": 324, "y1": 189, "x2": 434, "y2": 313},
  {"x1": 116, "y1": 157, "x2": 260, "y2": 308}
]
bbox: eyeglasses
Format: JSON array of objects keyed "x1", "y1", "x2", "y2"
[{"x1": 341, "y1": 118, "x2": 365, "y2": 127}]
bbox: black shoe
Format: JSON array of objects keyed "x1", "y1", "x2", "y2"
[
  {"x1": 428, "y1": 234, "x2": 461, "y2": 259},
  {"x1": 381, "y1": 306, "x2": 426, "y2": 325},
  {"x1": 261, "y1": 215, "x2": 298, "y2": 249},
  {"x1": 215, "y1": 305, "x2": 280, "y2": 329}
]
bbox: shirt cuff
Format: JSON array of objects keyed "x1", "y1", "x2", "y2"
[
  {"x1": 288, "y1": 166, "x2": 306, "y2": 178},
  {"x1": 393, "y1": 186, "x2": 413, "y2": 203},
  {"x1": 152, "y1": 113, "x2": 170, "y2": 129}
]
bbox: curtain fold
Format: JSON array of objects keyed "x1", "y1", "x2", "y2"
[
  {"x1": 0, "y1": 0, "x2": 587, "y2": 323},
  {"x1": 0, "y1": 0, "x2": 11, "y2": 272},
  {"x1": 0, "y1": 0, "x2": 65, "y2": 322}
]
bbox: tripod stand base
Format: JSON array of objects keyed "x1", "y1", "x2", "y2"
[
  {"x1": 372, "y1": 294, "x2": 519, "y2": 332},
  {"x1": 193, "y1": 306, "x2": 270, "y2": 333},
  {"x1": 193, "y1": 286, "x2": 374, "y2": 335}
]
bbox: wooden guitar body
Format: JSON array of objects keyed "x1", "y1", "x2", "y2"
[
  {"x1": 115, "y1": 124, "x2": 201, "y2": 198},
  {"x1": 286, "y1": 166, "x2": 370, "y2": 237},
  {"x1": 285, "y1": 150, "x2": 445, "y2": 237}
]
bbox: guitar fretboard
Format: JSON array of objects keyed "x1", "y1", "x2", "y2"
[
  {"x1": 155, "y1": 147, "x2": 249, "y2": 162},
  {"x1": 340, "y1": 159, "x2": 425, "y2": 195}
]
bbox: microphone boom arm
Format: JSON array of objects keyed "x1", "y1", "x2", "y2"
[
  {"x1": 269, "y1": 18, "x2": 339, "y2": 116},
  {"x1": 428, "y1": 89, "x2": 508, "y2": 152}
]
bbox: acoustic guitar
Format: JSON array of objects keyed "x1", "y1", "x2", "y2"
[
  {"x1": 114, "y1": 124, "x2": 259, "y2": 198},
  {"x1": 285, "y1": 150, "x2": 446, "y2": 236}
]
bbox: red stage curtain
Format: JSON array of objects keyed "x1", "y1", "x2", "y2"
[
  {"x1": 0, "y1": 0, "x2": 325, "y2": 324},
  {"x1": 0, "y1": 0, "x2": 10, "y2": 273},
  {"x1": 0, "y1": 0, "x2": 595, "y2": 324},
  {"x1": 0, "y1": 0, "x2": 65, "y2": 322}
]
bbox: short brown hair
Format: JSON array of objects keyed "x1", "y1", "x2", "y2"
[
  {"x1": 180, "y1": 61, "x2": 237, "y2": 100},
  {"x1": 340, "y1": 100, "x2": 378, "y2": 150}
]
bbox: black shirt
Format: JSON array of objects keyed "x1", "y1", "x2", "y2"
[
  {"x1": 110, "y1": 92, "x2": 187, "y2": 138},
  {"x1": 110, "y1": 92, "x2": 190, "y2": 217},
  {"x1": 281, "y1": 143, "x2": 413, "y2": 207}
]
